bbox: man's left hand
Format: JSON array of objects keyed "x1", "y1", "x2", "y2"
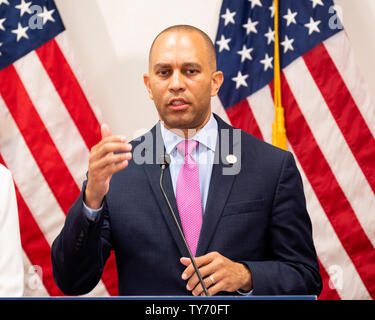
[{"x1": 180, "y1": 251, "x2": 252, "y2": 296}]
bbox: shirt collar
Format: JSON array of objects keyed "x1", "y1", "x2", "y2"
[{"x1": 160, "y1": 113, "x2": 218, "y2": 155}]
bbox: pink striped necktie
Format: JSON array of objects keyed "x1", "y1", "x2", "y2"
[{"x1": 176, "y1": 140, "x2": 202, "y2": 257}]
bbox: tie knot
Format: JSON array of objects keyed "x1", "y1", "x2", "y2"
[{"x1": 177, "y1": 140, "x2": 198, "y2": 157}]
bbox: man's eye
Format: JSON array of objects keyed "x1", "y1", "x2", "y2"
[
  {"x1": 187, "y1": 69, "x2": 198, "y2": 74},
  {"x1": 157, "y1": 70, "x2": 170, "y2": 76}
]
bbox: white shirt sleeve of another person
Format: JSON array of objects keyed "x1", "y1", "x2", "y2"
[{"x1": 0, "y1": 165, "x2": 24, "y2": 296}]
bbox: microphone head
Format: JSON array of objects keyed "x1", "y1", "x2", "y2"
[{"x1": 159, "y1": 154, "x2": 171, "y2": 168}]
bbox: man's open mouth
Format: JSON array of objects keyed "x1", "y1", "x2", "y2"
[{"x1": 167, "y1": 98, "x2": 190, "y2": 110}]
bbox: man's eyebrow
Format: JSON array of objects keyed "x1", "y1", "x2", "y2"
[
  {"x1": 153, "y1": 62, "x2": 202, "y2": 71},
  {"x1": 153, "y1": 63, "x2": 171, "y2": 71},
  {"x1": 182, "y1": 63, "x2": 202, "y2": 69}
]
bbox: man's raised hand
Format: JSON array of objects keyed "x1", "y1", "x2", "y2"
[{"x1": 84, "y1": 124, "x2": 132, "y2": 209}]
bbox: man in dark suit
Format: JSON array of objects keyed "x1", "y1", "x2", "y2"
[{"x1": 51, "y1": 25, "x2": 322, "y2": 296}]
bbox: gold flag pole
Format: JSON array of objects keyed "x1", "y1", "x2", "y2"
[{"x1": 272, "y1": 0, "x2": 287, "y2": 150}]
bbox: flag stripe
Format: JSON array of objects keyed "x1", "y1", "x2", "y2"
[
  {"x1": 35, "y1": 39, "x2": 101, "y2": 150},
  {"x1": 0, "y1": 155, "x2": 62, "y2": 296},
  {"x1": 275, "y1": 75, "x2": 375, "y2": 298},
  {"x1": 211, "y1": 96, "x2": 232, "y2": 125},
  {"x1": 292, "y1": 139, "x2": 371, "y2": 299},
  {"x1": 54, "y1": 33, "x2": 102, "y2": 123},
  {"x1": 323, "y1": 32, "x2": 375, "y2": 138},
  {"x1": 303, "y1": 42, "x2": 375, "y2": 193},
  {"x1": 283, "y1": 57, "x2": 375, "y2": 249},
  {"x1": 0, "y1": 95, "x2": 67, "y2": 245},
  {"x1": 225, "y1": 99, "x2": 264, "y2": 140},
  {"x1": 247, "y1": 86, "x2": 275, "y2": 144},
  {"x1": 0, "y1": 65, "x2": 80, "y2": 214},
  {"x1": 13, "y1": 51, "x2": 89, "y2": 188}
]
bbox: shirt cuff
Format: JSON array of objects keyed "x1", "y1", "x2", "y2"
[
  {"x1": 82, "y1": 201, "x2": 103, "y2": 222},
  {"x1": 237, "y1": 288, "x2": 254, "y2": 296}
]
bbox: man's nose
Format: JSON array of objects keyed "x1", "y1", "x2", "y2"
[{"x1": 168, "y1": 71, "x2": 186, "y2": 93}]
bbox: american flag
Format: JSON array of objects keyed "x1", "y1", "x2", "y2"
[
  {"x1": 213, "y1": 0, "x2": 375, "y2": 299},
  {"x1": 0, "y1": 0, "x2": 118, "y2": 296}
]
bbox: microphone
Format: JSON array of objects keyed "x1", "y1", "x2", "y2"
[{"x1": 158, "y1": 154, "x2": 210, "y2": 296}]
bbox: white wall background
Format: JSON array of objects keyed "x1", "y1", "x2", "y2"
[{"x1": 54, "y1": 0, "x2": 375, "y2": 139}]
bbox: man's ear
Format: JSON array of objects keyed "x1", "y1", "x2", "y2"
[
  {"x1": 210, "y1": 71, "x2": 224, "y2": 97},
  {"x1": 143, "y1": 74, "x2": 154, "y2": 100}
]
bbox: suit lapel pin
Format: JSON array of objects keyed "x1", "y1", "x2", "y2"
[{"x1": 226, "y1": 154, "x2": 237, "y2": 165}]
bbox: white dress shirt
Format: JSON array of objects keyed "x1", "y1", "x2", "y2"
[{"x1": 0, "y1": 164, "x2": 24, "y2": 296}]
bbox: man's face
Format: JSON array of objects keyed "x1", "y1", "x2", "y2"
[{"x1": 144, "y1": 30, "x2": 223, "y2": 132}]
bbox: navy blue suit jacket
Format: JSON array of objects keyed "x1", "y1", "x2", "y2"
[{"x1": 51, "y1": 114, "x2": 322, "y2": 296}]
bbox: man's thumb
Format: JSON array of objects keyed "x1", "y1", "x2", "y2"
[{"x1": 101, "y1": 123, "x2": 112, "y2": 139}]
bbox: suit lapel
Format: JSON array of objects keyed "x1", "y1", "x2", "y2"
[
  {"x1": 196, "y1": 115, "x2": 240, "y2": 256},
  {"x1": 142, "y1": 123, "x2": 188, "y2": 257}
]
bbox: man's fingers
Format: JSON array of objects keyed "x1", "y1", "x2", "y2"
[
  {"x1": 180, "y1": 254, "x2": 218, "y2": 294},
  {"x1": 91, "y1": 151, "x2": 132, "y2": 171},
  {"x1": 180, "y1": 257, "x2": 191, "y2": 267},
  {"x1": 105, "y1": 159, "x2": 129, "y2": 175},
  {"x1": 191, "y1": 273, "x2": 222, "y2": 296},
  {"x1": 99, "y1": 135, "x2": 128, "y2": 146},
  {"x1": 203, "y1": 282, "x2": 224, "y2": 297},
  {"x1": 185, "y1": 263, "x2": 216, "y2": 291},
  {"x1": 93, "y1": 142, "x2": 132, "y2": 162},
  {"x1": 101, "y1": 123, "x2": 112, "y2": 139},
  {"x1": 180, "y1": 252, "x2": 218, "y2": 279},
  {"x1": 92, "y1": 159, "x2": 130, "y2": 181},
  {"x1": 91, "y1": 136, "x2": 129, "y2": 157}
]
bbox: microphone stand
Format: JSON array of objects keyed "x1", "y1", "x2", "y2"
[{"x1": 159, "y1": 154, "x2": 210, "y2": 296}]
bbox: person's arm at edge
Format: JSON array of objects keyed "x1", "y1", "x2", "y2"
[{"x1": 0, "y1": 169, "x2": 24, "y2": 296}]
